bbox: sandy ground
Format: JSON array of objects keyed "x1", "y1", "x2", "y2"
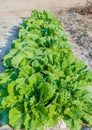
[{"x1": 0, "y1": 0, "x2": 92, "y2": 130}]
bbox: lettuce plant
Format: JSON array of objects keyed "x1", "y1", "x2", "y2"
[{"x1": 0, "y1": 10, "x2": 92, "y2": 130}]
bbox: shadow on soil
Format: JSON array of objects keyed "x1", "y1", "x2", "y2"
[
  {"x1": 0, "y1": 17, "x2": 26, "y2": 72},
  {"x1": 0, "y1": 25, "x2": 18, "y2": 72}
]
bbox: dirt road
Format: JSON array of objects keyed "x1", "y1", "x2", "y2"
[{"x1": 0, "y1": 0, "x2": 88, "y2": 14}]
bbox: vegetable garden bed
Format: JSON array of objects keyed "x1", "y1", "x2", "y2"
[{"x1": 0, "y1": 10, "x2": 92, "y2": 130}]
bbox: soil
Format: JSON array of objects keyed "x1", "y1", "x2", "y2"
[
  {"x1": 57, "y1": 3, "x2": 92, "y2": 69},
  {"x1": 0, "y1": 0, "x2": 92, "y2": 130},
  {"x1": 69, "y1": 1, "x2": 92, "y2": 15}
]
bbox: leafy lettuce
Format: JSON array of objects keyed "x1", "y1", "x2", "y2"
[{"x1": 0, "y1": 10, "x2": 92, "y2": 130}]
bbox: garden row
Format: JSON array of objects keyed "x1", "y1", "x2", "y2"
[{"x1": 0, "y1": 10, "x2": 92, "y2": 130}]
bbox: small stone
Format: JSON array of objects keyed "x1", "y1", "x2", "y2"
[
  {"x1": 58, "y1": 119, "x2": 67, "y2": 129},
  {"x1": 0, "y1": 125, "x2": 13, "y2": 130},
  {"x1": 89, "y1": 51, "x2": 92, "y2": 56}
]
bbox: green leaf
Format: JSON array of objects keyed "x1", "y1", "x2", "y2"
[
  {"x1": 19, "y1": 65, "x2": 34, "y2": 78},
  {"x1": 24, "y1": 113, "x2": 31, "y2": 130},
  {"x1": 9, "y1": 108, "x2": 23, "y2": 129},
  {"x1": 83, "y1": 113, "x2": 92, "y2": 125},
  {"x1": 0, "y1": 109, "x2": 9, "y2": 125},
  {"x1": 11, "y1": 51, "x2": 26, "y2": 67}
]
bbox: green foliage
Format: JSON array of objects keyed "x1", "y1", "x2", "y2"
[{"x1": 0, "y1": 10, "x2": 92, "y2": 130}]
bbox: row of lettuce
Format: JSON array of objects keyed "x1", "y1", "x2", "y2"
[{"x1": 0, "y1": 10, "x2": 92, "y2": 130}]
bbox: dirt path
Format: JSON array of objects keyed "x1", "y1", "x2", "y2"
[{"x1": 0, "y1": 0, "x2": 88, "y2": 13}]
